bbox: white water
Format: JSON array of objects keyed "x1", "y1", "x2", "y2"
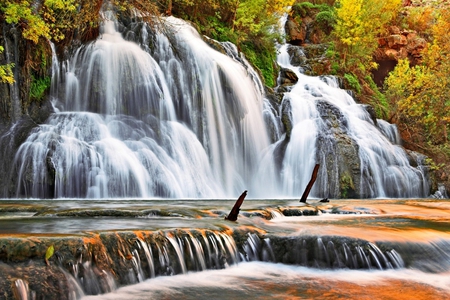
[
  {"x1": 5, "y1": 12, "x2": 428, "y2": 199},
  {"x1": 80, "y1": 262, "x2": 450, "y2": 299},
  {"x1": 274, "y1": 44, "x2": 428, "y2": 198}
]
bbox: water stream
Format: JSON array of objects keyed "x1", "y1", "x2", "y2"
[{"x1": 1, "y1": 198, "x2": 450, "y2": 299}]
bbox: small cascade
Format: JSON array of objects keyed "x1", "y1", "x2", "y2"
[
  {"x1": 10, "y1": 226, "x2": 450, "y2": 299},
  {"x1": 272, "y1": 43, "x2": 429, "y2": 198},
  {"x1": 246, "y1": 235, "x2": 405, "y2": 270},
  {"x1": 137, "y1": 238, "x2": 156, "y2": 278},
  {"x1": 377, "y1": 119, "x2": 401, "y2": 145},
  {"x1": 165, "y1": 233, "x2": 188, "y2": 274},
  {"x1": 13, "y1": 279, "x2": 33, "y2": 300}
]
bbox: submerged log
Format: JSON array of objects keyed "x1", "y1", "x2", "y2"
[
  {"x1": 225, "y1": 190, "x2": 247, "y2": 221},
  {"x1": 300, "y1": 164, "x2": 320, "y2": 203}
]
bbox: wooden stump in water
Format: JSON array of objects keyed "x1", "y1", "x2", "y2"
[
  {"x1": 300, "y1": 164, "x2": 320, "y2": 203},
  {"x1": 225, "y1": 190, "x2": 247, "y2": 221}
]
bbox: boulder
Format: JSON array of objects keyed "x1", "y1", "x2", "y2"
[{"x1": 285, "y1": 16, "x2": 306, "y2": 45}]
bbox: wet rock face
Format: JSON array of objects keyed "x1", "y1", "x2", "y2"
[
  {"x1": 372, "y1": 26, "x2": 426, "y2": 86},
  {"x1": 0, "y1": 116, "x2": 39, "y2": 197},
  {"x1": 285, "y1": 44, "x2": 330, "y2": 76},
  {"x1": 315, "y1": 100, "x2": 361, "y2": 198},
  {"x1": 278, "y1": 67, "x2": 299, "y2": 85},
  {"x1": 285, "y1": 15, "x2": 307, "y2": 46},
  {"x1": 376, "y1": 27, "x2": 426, "y2": 63}
]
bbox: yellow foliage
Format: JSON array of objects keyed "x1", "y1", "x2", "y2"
[
  {"x1": 3, "y1": 1, "x2": 51, "y2": 43},
  {"x1": 334, "y1": 0, "x2": 402, "y2": 72},
  {"x1": 266, "y1": 0, "x2": 296, "y2": 15},
  {"x1": 0, "y1": 46, "x2": 15, "y2": 84},
  {"x1": 44, "y1": 0, "x2": 77, "y2": 11},
  {"x1": 405, "y1": 6, "x2": 435, "y2": 34}
]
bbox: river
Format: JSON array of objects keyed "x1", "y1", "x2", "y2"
[{"x1": 1, "y1": 198, "x2": 450, "y2": 299}]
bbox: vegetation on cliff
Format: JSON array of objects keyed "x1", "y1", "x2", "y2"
[{"x1": 0, "y1": 46, "x2": 14, "y2": 83}]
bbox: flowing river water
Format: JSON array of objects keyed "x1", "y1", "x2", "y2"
[{"x1": 1, "y1": 198, "x2": 450, "y2": 299}]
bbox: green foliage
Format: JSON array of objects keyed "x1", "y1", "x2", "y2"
[
  {"x1": 425, "y1": 157, "x2": 445, "y2": 172},
  {"x1": 44, "y1": 244, "x2": 54, "y2": 265},
  {"x1": 45, "y1": 245, "x2": 54, "y2": 260},
  {"x1": 30, "y1": 75, "x2": 51, "y2": 101},
  {"x1": 202, "y1": 14, "x2": 237, "y2": 42},
  {"x1": 330, "y1": 62, "x2": 339, "y2": 75},
  {"x1": 365, "y1": 75, "x2": 388, "y2": 119},
  {"x1": 385, "y1": 55, "x2": 450, "y2": 145},
  {"x1": 340, "y1": 172, "x2": 354, "y2": 198},
  {"x1": 315, "y1": 10, "x2": 335, "y2": 31},
  {"x1": 235, "y1": 0, "x2": 266, "y2": 37},
  {"x1": 0, "y1": 0, "x2": 101, "y2": 43},
  {"x1": 2, "y1": 0, "x2": 51, "y2": 43},
  {"x1": 292, "y1": 2, "x2": 315, "y2": 17},
  {"x1": 241, "y1": 42, "x2": 277, "y2": 87},
  {"x1": 343, "y1": 73, "x2": 361, "y2": 94}
]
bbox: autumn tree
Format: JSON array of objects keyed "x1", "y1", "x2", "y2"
[
  {"x1": 385, "y1": 7, "x2": 450, "y2": 147},
  {"x1": 0, "y1": 0, "x2": 84, "y2": 44},
  {"x1": 333, "y1": 0, "x2": 402, "y2": 73}
]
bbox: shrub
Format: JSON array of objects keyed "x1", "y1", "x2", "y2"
[{"x1": 344, "y1": 73, "x2": 361, "y2": 94}]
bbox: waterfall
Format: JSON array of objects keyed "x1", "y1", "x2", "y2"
[
  {"x1": 2, "y1": 9, "x2": 428, "y2": 199},
  {"x1": 8, "y1": 13, "x2": 272, "y2": 198},
  {"x1": 272, "y1": 44, "x2": 429, "y2": 198}
]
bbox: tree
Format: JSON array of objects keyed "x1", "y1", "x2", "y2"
[
  {"x1": 333, "y1": 0, "x2": 402, "y2": 72},
  {"x1": 2, "y1": 0, "x2": 51, "y2": 43},
  {"x1": 385, "y1": 8, "x2": 450, "y2": 146}
]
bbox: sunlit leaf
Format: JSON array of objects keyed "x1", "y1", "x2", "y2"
[{"x1": 45, "y1": 245, "x2": 55, "y2": 261}]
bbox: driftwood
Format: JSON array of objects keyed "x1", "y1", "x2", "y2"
[
  {"x1": 300, "y1": 164, "x2": 320, "y2": 203},
  {"x1": 225, "y1": 190, "x2": 247, "y2": 221}
]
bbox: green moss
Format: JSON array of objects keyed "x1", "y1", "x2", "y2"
[
  {"x1": 292, "y1": 2, "x2": 315, "y2": 17},
  {"x1": 365, "y1": 75, "x2": 389, "y2": 119},
  {"x1": 241, "y1": 42, "x2": 277, "y2": 87},
  {"x1": 315, "y1": 10, "x2": 336, "y2": 31},
  {"x1": 340, "y1": 172, "x2": 354, "y2": 198},
  {"x1": 344, "y1": 73, "x2": 361, "y2": 94},
  {"x1": 30, "y1": 75, "x2": 51, "y2": 102}
]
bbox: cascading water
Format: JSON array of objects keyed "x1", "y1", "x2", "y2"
[
  {"x1": 272, "y1": 43, "x2": 429, "y2": 198},
  {"x1": 2, "y1": 8, "x2": 428, "y2": 199},
  {"x1": 7, "y1": 11, "x2": 273, "y2": 199}
]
